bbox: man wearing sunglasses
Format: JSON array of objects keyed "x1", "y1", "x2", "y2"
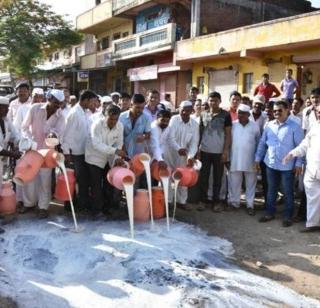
[{"x1": 254, "y1": 100, "x2": 304, "y2": 227}]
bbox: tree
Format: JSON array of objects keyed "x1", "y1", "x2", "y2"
[{"x1": 0, "y1": 0, "x2": 82, "y2": 83}]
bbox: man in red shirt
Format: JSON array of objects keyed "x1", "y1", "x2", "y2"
[{"x1": 254, "y1": 73, "x2": 281, "y2": 103}]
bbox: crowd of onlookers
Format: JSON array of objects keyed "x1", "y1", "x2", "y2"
[{"x1": 0, "y1": 68, "x2": 319, "y2": 234}]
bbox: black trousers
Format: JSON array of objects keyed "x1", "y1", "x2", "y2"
[
  {"x1": 260, "y1": 161, "x2": 268, "y2": 203},
  {"x1": 72, "y1": 155, "x2": 90, "y2": 210},
  {"x1": 103, "y1": 164, "x2": 122, "y2": 211},
  {"x1": 87, "y1": 163, "x2": 104, "y2": 212},
  {"x1": 199, "y1": 151, "x2": 224, "y2": 202}
]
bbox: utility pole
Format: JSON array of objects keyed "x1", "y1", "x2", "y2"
[{"x1": 191, "y1": 0, "x2": 201, "y2": 38}]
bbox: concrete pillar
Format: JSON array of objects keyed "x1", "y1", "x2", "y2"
[{"x1": 191, "y1": 0, "x2": 201, "y2": 38}]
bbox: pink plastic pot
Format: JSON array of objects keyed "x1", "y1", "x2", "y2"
[
  {"x1": 13, "y1": 150, "x2": 45, "y2": 185},
  {"x1": 0, "y1": 182, "x2": 16, "y2": 215},
  {"x1": 151, "y1": 161, "x2": 172, "y2": 181},
  {"x1": 38, "y1": 149, "x2": 64, "y2": 168},
  {"x1": 134, "y1": 189, "x2": 150, "y2": 222},
  {"x1": 173, "y1": 167, "x2": 199, "y2": 187},
  {"x1": 129, "y1": 153, "x2": 151, "y2": 176},
  {"x1": 54, "y1": 169, "x2": 76, "y2": 201},
  {"x1": 107, "y1": 167, "x2": 135, "y2": 190}
]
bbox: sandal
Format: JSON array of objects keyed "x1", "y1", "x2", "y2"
[{"x1": 259, "y1": 215, "x2": 275, "y2": 222}]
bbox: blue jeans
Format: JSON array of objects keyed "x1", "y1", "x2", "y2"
[{"x1": 266, "y1": 167, "x2": 294, "y2": 219}]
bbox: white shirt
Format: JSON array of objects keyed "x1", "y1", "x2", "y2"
[
  {"x1": 85, "y1": 117, "x2": 123, "y2": 169},
  {"x1": 8, "y1": 97, "x2": 32, "y2": 123},
  {"x1": 302, "y1": 106, "x2": 318, "y2": 133},
  {"x1": 230, "y1": 121, "x2": 260, "y2": 172},
  {"x1": 22, "y1": 103, "x2": 65, "y2": 150},
  {"x1": 249, "y1": 111, "x2": 267, "y2": 135},
  {"x1": 191, "y1": 113, "x2": 201, "y2": 124},
  {"x1": 0, "y1": 118, "x2": 19, "y2": 152},
  {"x1": 61, "y1": 103, "x2": 89, "y2": 155},
  {"x1": 13, "y1": 103, "x2": 32, "y2": 137},
  {"x1": 291, "y1": 122, "x2": 320, "y2": 180},
  {"x1": 150, "y1": 121, "x2": 170, "y2": 161},
  {"x1": 61, "y1": 105, "x2": 71, "y2": 119},
  {"x1": 167, "y1": 115, "x2": 199, "y2": 160}
]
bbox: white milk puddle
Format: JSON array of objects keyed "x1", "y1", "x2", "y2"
[{"x1": 0, "y1": 218, "x2": 319, "y2": 308}]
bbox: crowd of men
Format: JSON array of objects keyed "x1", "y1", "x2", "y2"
[{"x1": 0, "y1": 68, "x2": 319, "y2": 234}]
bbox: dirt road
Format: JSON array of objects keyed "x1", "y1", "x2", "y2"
[{"x1": 176, "y1": 204, "x2": 320, "y2": 301}]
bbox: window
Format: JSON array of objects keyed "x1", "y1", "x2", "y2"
[
  {"x1": 63, "y1": 48, "x2": 72, "y2": 58},
  {"x1": 197, "y1": 76, "x2": 205, "y2": 94},
  {"x1": 54, "y1": 52, "x2": 59, "y2": 60},
  {"x1": 101, "y1": 37, "x2": 109, "y2": 50},
  {"x1": 243, "y1": 73, "x2": 253, "y2": 93},
  {"x1": 113, "y1": 32, "x2": 121, "y2": 41},
  {"x1": 96, "y1": 40, "x2": 101, "y2": 52},
  {"x1": 122, "y1": 32, "x2": 129, "y2": 38},
  {"x1": 95, "y1": 0, "x2": 101, "y2": 5}
]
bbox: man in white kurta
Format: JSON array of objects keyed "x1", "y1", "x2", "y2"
[
  {"x1": 85, "y1": 104, "x2": 125, "y2": 214},
  {"x1": 150, "y1": 109, "x2": 172, "y2": 163},
  {"x1": 229, "y1": 104, "x2": 261, "y2": 215},
  {"x1": 0, "y1": 97, "x2": 20, "y2": 188},
  {"x1": 20, "y1": 90, "x2": 65, "y2": 218},
  {"x1": 167, "y1": 101, "x2": 199, "y2": 209},
  {"x1": 0, "y1": 97, "x2": 20, "y2": 234},
  {"x1": 61, "y1": 90, "x2": 98, "y2": 211},
  {"x1": 14, "y1": 88, "x2": 44, "y2": 209},
  {"x1": 283, "y1": 105, "x2": 320, "y2": 232},
  {"x1": 8, "y1": 82, "x2": 32, "y2": 123}
]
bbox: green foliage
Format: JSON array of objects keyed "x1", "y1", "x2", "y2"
[{"x1": 0, "y1": 0, "x2": 82, "y2": 80}]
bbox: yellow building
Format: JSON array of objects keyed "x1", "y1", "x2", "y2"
[{"x1": 175, "y1": 11, "x2": 320, "y2": 105}]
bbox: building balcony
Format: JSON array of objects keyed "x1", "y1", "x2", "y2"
[
  {"x1": 112, "y1": 0, "x2": 152, "y2": 15},
  {"x1": 76, "y1": 0, "x2": 127, "y2": 34},
  {"x1": 112, "y1": 23, "x2": 176, "y2": 61},
  {"x1": 80, "y1": 48, "x2": 113, "y2": 69}
]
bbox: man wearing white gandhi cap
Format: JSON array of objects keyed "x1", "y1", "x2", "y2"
[
  {"x1": 111, "y1": 92, "x2": 121, "y2": 105},
  {"x1": 166, "y1": 100, "x2": 199, "y2": 210},
  {"x1": 19, "y1": 89, "x2": 66, "y2": 218},
  {"x1": 228, "y1": 103, "x2": 261, "y2": 215},
  {"x1": 32, "y1": 88, "x2": 45, "y2": 103}
]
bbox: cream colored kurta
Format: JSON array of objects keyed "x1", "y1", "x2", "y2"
[
  {"x1": 290, "y1": 122, "x2": 320, "y2": 227},
  {"x1": 166, "y1": 115, "x2": 199, "y2": 204},
  {"x1": 230, "y1": 121, "x2": 261, "y2": 172},
  {"x1": 0, "y1": 118, "x2": 19, "y2": 188}
]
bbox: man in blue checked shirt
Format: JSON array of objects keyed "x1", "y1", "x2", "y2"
[
  {"x1": 254, "y1": 100, "x2": 304, "y2": 227},
  {"x1": 119, "y1": 93, "x2": 151, "y2": 158}
]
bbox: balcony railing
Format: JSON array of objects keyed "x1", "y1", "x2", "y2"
[
  {"x1": 76, "y1": 1, "x2": 112, "y2": 31},
  {"x1": 112, "y1": 0, "x2": 151, "y2": 13},
  {"x1": 80, "y1": 48, "x2": 113, "y2": 69},
  {"x1": 113, "y1": 23, "x2": 176, "y2": 60}
]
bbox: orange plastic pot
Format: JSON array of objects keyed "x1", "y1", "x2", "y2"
[
  {"x1": 151, "y1": 161, "x2": 172, "y2": 181},
  {"x1": 13, "y1": 150, "x2": 45, "y2": 185},
  {"x1": 173, "y1": 167, "x2": 199, "y2": 187},
  {"x1": 134, "y1": 189, "x2": 150, "y2": 222},
  {"x1": 54, "y1": 169, "x2": 76, "y2": 201},
  {"x1": 107, "y1": 167, "x2": 135, "y2": 190},
  {"x1": 0, "y1": 182, "x2": 16, "y2": 215},
  {"x1": 152, "y1": 187, "x2": 165, "y2": 219},
  {"x1": 129, "y1": 153, "x2": 151, "y2": 176},
  {"x1": 38, "y1": 149, "x2": 64, "y2": 168}
]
